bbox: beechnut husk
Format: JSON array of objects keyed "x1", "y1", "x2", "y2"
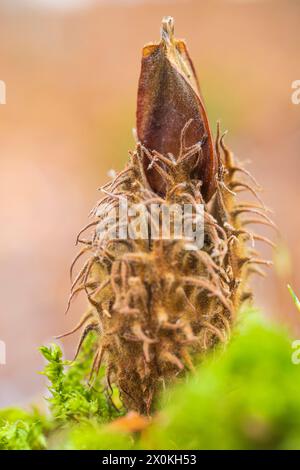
[{"x1": 60, "y1": 17, "x2": 275, "y2": 414}]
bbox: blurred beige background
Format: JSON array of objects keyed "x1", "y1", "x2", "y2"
[{"x1": 0, "y1": 0, "x2": 300, "y2": 407}]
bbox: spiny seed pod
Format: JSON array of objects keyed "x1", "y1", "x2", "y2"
[{"x1": 61, "y1": 17, "x2": 275, "y2": 415}]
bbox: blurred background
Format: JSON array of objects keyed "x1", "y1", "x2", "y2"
[{"x1": 0, "y1": 0, "x2": 299, "y2": 408}]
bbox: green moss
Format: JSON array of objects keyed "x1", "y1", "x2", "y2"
[
  {"x1": 141, "y1": 312, "x2": 300, "y2": 450},
  {"x1": 66, "y1": 423, "x2": 133, "y2": 450},
  {"x1": 39, "y1": 332, "x2": 122, "y2": 423},
  {"x1": 0, "y1": 408, "x2": 48, "y2": 450},
  {"x1": 1, "y1": 311, "x2": 300, "y2": 450},
  {"x1": 0, "y1": 332, "x2": 122, "y2": 450},
  {"x1": 288, "y1": 285, "x2": 300, "y2": 313}
]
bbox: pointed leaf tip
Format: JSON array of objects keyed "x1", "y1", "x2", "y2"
[{"x1": 136, "y1": 17, "x2": 216, "y2": 201}]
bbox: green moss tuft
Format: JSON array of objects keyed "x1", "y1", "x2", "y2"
[
  {"x1": 141, "y1": 312, "x2": 300, "y2": 450},
  {"x1": 2, "y1": 312, "x2": 300, "y2": 449},
  {"x1": 39, "y1": 332, "x2": 123, "y2": 423}
]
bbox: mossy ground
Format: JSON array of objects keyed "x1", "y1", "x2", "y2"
[{"x1": 1, "y1": 308, "x2": 300, "y2": 450}]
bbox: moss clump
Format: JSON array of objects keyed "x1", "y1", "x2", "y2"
[
  {"x1": 0, "y1": 332, "x2": 123, "y2": 450},
  {"x1": 0, "y1": 408, "x2": 48, "y2": 450},
  {"x1": 1, "y1": 313, "x2": 300, "y2": 449},
  {"x1": 40, "y1": 332, "x2": 122, "y2": 423},
  {"x1": 140, "y1": 312, "x2": 300, "y2": 449}
]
